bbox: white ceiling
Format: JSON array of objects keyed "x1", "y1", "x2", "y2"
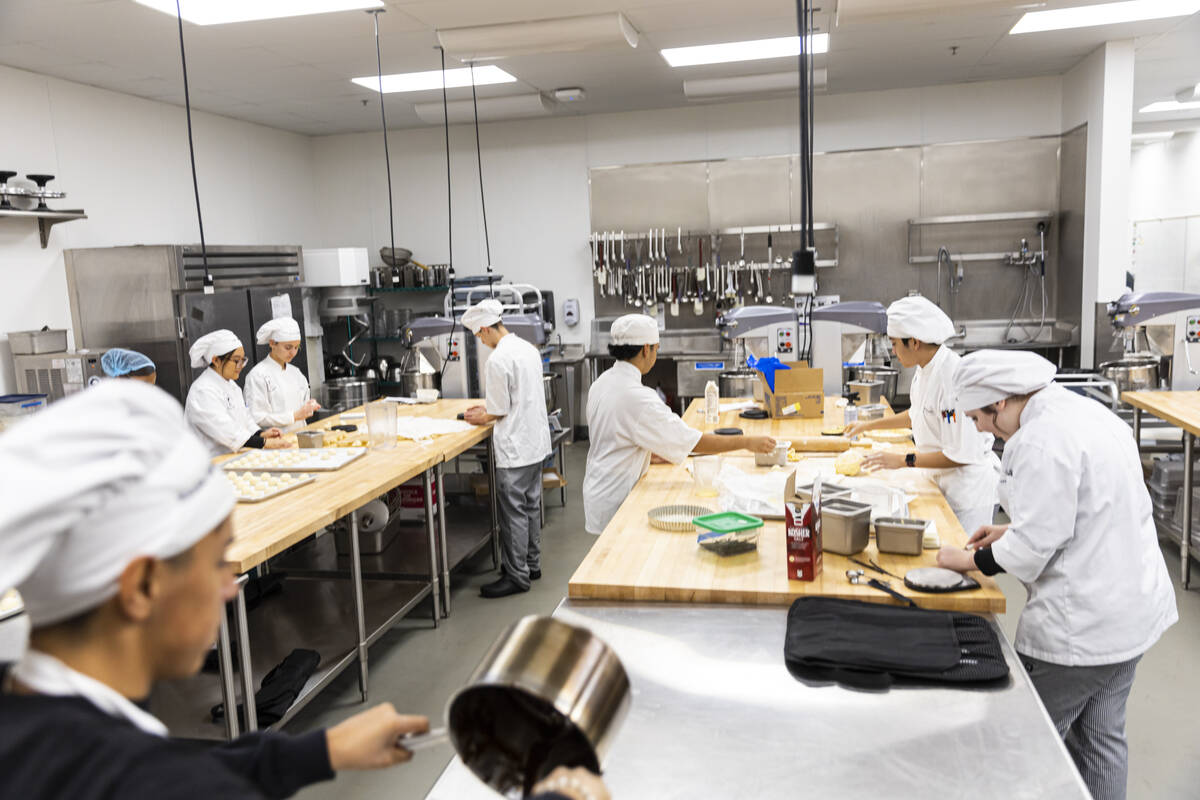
[{"x1": 0, "y1": 0, "x2": 1197, "y2": 136}]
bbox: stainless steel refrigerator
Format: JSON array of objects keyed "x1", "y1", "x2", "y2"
[{"x1": 64, "y1": 244, "x2": 307, "y2": 404}]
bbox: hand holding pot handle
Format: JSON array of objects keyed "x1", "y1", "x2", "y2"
[{"x1": 326, "y1": 703, "x2": 429, "y2": 770}]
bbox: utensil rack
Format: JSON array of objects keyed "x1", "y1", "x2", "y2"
[
  {"x1": 0, "y1": 208, "x2": 88, "y2": 248},
  {"x1": 906, "y1": 210, "x2": 1054, "y2": 264}
]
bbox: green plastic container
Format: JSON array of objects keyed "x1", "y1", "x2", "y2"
[{"x1": 692, "y1": 511, "x2": 764, "y2": 534}]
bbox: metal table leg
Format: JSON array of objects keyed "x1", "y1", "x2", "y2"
[
  {"x1": 487, "y1": 438, "x2": 501, "y2": 569},
  {"x1": 423, "y1": 470, "x2": 443, "y2": 623},
  {"x1": 348, "y1": 511, "x2": 369, "y2": 701},
  {"x1": 1183, "y1": 433, "x2": 1193, "y2": 589},
  {"x1": 435, "y1": 463, "x2": 450, "y2": 617},
  {"x1": 233, "y1": 582, "x2": 257, "y2": 731},
  {"x1": 558, "y1": 438, "x2": 567, "y2": 506},
  {"x1": 1132, "y1": 408, "x2": 1141, "y2": 453},
  {"x1": 216, "y1": 606, "x2": 240, "y2": 739}
]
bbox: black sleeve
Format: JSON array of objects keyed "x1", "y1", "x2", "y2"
[
  {"x1": 244, "y1": 431, "x2": 266, "y2": 449},
  {"x1": 530, "y1": 794, "x2": 575, "y2": 800},
  {"x1": 973, "y1": 546, "x2": 1005, "y2": 577},
  {"x1": 209, "y1": 729, "x2": 334, "y2": 799}
]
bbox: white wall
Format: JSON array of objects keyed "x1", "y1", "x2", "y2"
[
  {"x1": 311, "y1": 75, "x2": 1064, "y2": 344},
  {"x1": 0, "y1": 64, "x2": 318, "y2": 393},
  {"x1": 1130, "y1": 129, "x2": 1200, "y2": 221}
]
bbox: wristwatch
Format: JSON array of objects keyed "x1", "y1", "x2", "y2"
[{"x1": 905, "y1": 452, "x2": 916, "y2": 468}]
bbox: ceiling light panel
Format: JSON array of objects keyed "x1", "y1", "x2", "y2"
[
  {"x1": 133, "y1": 0, "x2": 384, "y2": 26},
  {"x1": 1010, "y1": 0, "x2": 1200, "y2": 34},
  {"x1": 351, "y1": 66, "x2": 517, "y2": 94},
  {"x1": 437, "y1": 13, "x2": 638, "y2": 62},
  {"x1": 661, "y1": 35, "x2": 829, "y2": 68},
  {"x1": 1139, "y1": 99, "x2": 1200, "y2": 113}
]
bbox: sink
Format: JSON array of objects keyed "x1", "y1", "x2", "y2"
[{"x1": 547, "y1": 343, "x2": 587, "y2": 363}]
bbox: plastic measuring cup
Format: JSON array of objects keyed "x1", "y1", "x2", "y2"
[
  {"x1": 365, "y1": 401, "x2": 397, "y2": 450},
  {"x1": 693, "y1": 455, "x2": 721, "y2": 497}
]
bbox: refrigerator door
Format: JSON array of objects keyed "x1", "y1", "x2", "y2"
[
  {"x1": 247, "y1": 287, "x2": 308, "y2": 378},
  {"x1": 178, "y1": 291, "x2": 255, "y2": 397}
]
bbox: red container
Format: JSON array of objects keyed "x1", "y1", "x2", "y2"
[{"x1": 786, "y1": 500, "x2": 822, "y2": 581}]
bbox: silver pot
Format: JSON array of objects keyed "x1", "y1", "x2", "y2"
[
  {"x1": 543, "y1": 373, "x2": 559, "y2": 412},
  {"x1": 443, "y1": 615, "x2": 631, "y2": 795},
  {"x1": 320, "y1": 377, "x2": 378, "y2": 411},
  {"x1": 719, "y1": 369, "x2": 760, "y2": 399},
  {"x1": 846, "y1": 366, "x2": 899, "y2": 402},
  {"x1": 400, "y1": 370, "x2": 439, "y2": 397},
  {"x1": 1100, "y1": 355, "x2": 1160, "y2": 395}
]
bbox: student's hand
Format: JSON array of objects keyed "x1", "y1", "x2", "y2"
[
  {"x1": 294, "y1": 400, "x2": 321, "y2": 421},
  {"x1": 262, "y1": 428, "x2": 283, "y2": 439},
  {"x1": 263, "y1": 438, "x2": 294, "y2": 450},
  {"x1": 532, "y1": 767, "x2": 612, "y2": 800},
  {"x1": 650, "y1": 453, "x2": 669, "y2": 464},
  {"x1": 843, "y1": 421, "x2": 872, "y2": 439},
  {"x1": 326, "y1": 703, "x2": 429, "y2": 770},
  {"x1": 861, "y1": 451, "x2": 905, "y2": 472},
  {"x1": 464, "y1": 406, "x2": 489, "y2": 425},
  {"x1": 966, "y1": 524, "x2": 1008, "y2": 550},
  {"x1": 936, "y1": 546, "x2": 976, "y2": 573},
  {"x1": 744, "y1": 435, "x2": 777, "y2": 454}
]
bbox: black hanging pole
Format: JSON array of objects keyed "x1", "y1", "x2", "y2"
[
  {"x1": 468, "y1": 63, "x2": 494, "y2": 297},
  {"x1": 174, "y1": 0, "x2": 212, "y2": 292},
  {"x1": 368, "y1": 9, "x2": 397, "y2": 262},
  {"x1": 438, "y1": 46, "x2": 457, "y2": 381}
]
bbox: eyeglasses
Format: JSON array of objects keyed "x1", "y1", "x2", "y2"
[{"x1": 221, "y1": 356, "x2": 247, "y2": 366}]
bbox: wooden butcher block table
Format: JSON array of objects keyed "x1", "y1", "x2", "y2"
[{"x1": 568, "y1": 396, "x2": 1005, "y2": 613}]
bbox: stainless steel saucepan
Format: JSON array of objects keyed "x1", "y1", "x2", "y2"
[{"x1": 400, "y1": 615, "x2": 631, "y2": 796}]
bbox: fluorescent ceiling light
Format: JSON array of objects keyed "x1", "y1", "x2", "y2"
[
  {"x1": 684, "y1": 69, "x2": 827, "y2": 99},
  {"x1": 1139, "y1": 99, "x2": 1200, "y2": 113},
  {"x1": 1131, "y1": 131, "x2": 1175, "y2": 141},
  {"x1": 133, "y1": 0, "x2": 383, "y2": 26},
  {"x1": 1010, "y1": 0, "x2": 1200, "y2": 34},
  {"x1": 351, "y1": 66, "x2": 517, "y2": 94},
  {"x1": 662, "y1": 35, "x2": 829, "y2": 67},
  {"x1": 438, "y1": 13, "x2": 638, "y2": 62},
  {"x1": 414, "y1": 94, "x2": 554, "y2": 125}
]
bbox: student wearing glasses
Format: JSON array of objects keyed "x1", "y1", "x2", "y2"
[{"x1": 184, "y1": 330, "x2": 292, "y2": 455}]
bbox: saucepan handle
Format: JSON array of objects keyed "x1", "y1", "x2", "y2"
[{"x1": 397, "y1": 726, "x2": 450, "y2": 753}]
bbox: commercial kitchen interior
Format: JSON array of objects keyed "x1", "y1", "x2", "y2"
[{"x1": 2, "y1": 0, "x2": 1200, "y2": 798}]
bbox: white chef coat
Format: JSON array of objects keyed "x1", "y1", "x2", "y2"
[
  {"x1": 910, "y1": 346, "x2": 1000, "y2": 533},
  {"x1": 184, "y1": 367, "x2": 260, "y2": 456},
  {"x1": 583, "y1": 361, "x2": 703, "y2": 534},
  {"x1": 243, "y1": 356, "x2": 311, "y2": 429},
  {"x1": 484, "y1": 333, "x2": 551, "y2": 470},
  {"x1": 993, "y1": 383, "x2": 1177, "y2": 666}
]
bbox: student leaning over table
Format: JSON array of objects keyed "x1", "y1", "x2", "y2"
[
  {"x1": 844, "y1": 294, "x2": 1000, "y2": 535},
  {"x1": 461, "y1": 298, "x2": 552, "y2": 599},
  {"x1": 185, "y1": 329, "x2": 293, "y2": 456},
  {"x1": 100, "y1": 347, "x2": 157, "y2": 385},
  {"x1": 935, "y1": 349, "x2": 1177, "y2": 800},
  {"x1": 582, "y1": 313, "x2": 776, "y2": 534},
  {"x1": 0, "y1": 381, "x2": 607, "y2": 800}
]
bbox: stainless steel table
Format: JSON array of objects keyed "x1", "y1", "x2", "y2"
[{"x1": 426, "y1": 600, "x2": 1090, "y2": 800}]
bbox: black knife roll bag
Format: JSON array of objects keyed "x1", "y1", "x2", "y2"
[{"x1": 784, "y1": 597, "x2": 1009, "y2": 690}]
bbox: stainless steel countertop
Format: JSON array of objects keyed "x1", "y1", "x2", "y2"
[{"x1": 426, "y1": 599, "x2": 1089, "y2": 800}]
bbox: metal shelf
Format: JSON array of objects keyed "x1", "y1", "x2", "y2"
[
  {"x1": 907, "y1": 211, "x2": 1054, "y2": 226},
  {"x1": 150, "y1": 576, "x2": 431, "y2": 741},
  {"x1": 907, "y1": 210, "x2": 1054, "y2": 265},
  {"x1": 0, "y1": 208, "x2": 87, "y2": 248},
  {"x1": 368, "y1": 285, "x2": 449, "y2": 293}
]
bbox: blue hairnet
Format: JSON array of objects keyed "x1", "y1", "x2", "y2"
[{"x1": 101, "y1": 348, "x2": 155, "y2": 377}]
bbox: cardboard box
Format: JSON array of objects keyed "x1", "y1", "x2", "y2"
[{"x1": 757, "y1": 362, "x2": 824, "y2": 419}]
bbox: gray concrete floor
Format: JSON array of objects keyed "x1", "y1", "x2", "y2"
[{"x1": 293, "y1": 442, "x2": 1200, "y2": 800}]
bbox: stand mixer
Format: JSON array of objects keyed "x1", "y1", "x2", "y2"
[{"x1": 1105, "y1": 291, "x2": 1200, "y2": 393}]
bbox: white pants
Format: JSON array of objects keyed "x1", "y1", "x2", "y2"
[{"x1": 953, "y1": 503, "x2": 995, "y2": 539}]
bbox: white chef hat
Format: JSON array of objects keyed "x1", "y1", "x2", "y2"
[
  {"x1": 0, "y1": 380, "x2": 234, "y2": 627},
  {"x1": 954, "y1": 349, "x2": 1057, "y2": 411},
  {"x1": 189, "y1": 329, "x2": 243, "y2": 368},
  {"x1": 610, "y1": 314, "x2": 659, "y2": 346},
  {"x1": 886, "y1": 295, "x2": 956, "y2": 344},
  {"x1": 256, "y1": 317, "x2": 302, "y2": 345},
  {"x1": 461, "y1": 299, "x2": 504, "y2": 334}
]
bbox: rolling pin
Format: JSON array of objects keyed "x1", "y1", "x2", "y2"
[{"x1": 789, "y1": 436, "x2": 851, "y2": 453}]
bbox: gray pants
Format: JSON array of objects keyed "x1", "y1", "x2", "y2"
[
  {"x1": 495, "y1": 462, "x2": 543, "y2": 590},
  {"x1": 1022, "y1": 653, "x2": 1142, "y2": 800}
]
